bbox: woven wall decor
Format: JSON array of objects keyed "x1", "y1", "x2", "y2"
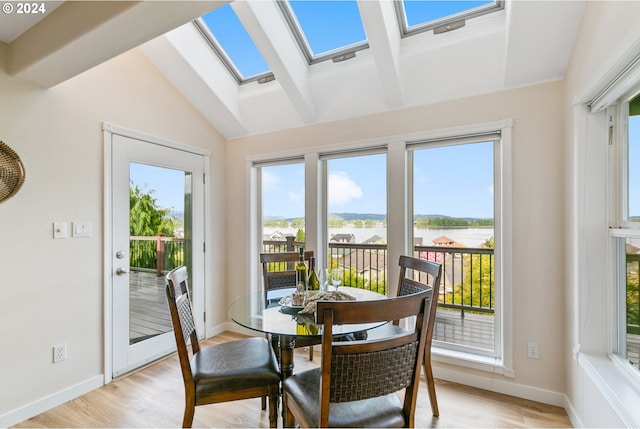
[{"x1": 0, "y1": 141, "x2": 26, "y2": 203}]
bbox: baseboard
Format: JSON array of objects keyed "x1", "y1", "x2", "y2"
[
  {"x1": 433, "y1": 365, "x2": 566, "y2": 407},
  {"x1": 563, "y1": 392, "x2": 583, "y2": 429},
  {"x1": 0, "y1": 375, "x2": 103, "y2": 428}
]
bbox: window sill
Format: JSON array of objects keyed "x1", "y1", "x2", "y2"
[
  {"x1": 580, "y1": 352, "x2": 640, "y2": 427},
  {"x1": 432, "y1": 346, "x2": 513, "y2": 377}
]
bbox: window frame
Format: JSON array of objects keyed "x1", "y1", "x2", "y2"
[
  {"x1": 394, "y1": 0, "x2": 505, "y2": 38},
  {"x1": 277, "y1": 0, "x2": 369, "y2": 65},
  {"x1": 608, "y1": 87, "x2": 640, "y2": 372},
  {"x1": 193, "y1": 14, "x2": 274, "y2": 85},
  {"x1": 407, "y1": 132, "x2": 502, "y2": 360},
  {"x1": 248, "y1": 119, "x2": 513, "y2": 375}
]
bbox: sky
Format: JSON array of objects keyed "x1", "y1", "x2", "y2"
[
  {"x1": 262, "y1": 141, "x2": 494, "y2": 219},
  {"x1": 130, "y1": 163, "x2": 186, "y2": 213}
]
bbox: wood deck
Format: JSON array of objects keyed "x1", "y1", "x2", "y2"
[{"x1": 129, "y1": 271, "x2": 172, "y2": 344}]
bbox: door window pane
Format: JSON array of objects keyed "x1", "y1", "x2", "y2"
[
  {"x1": 413, "y1": 141, "x2": 495, "y2": 355},
  {"x1": 129, "y1": 163, "x2": 191, "y2": 345},
  {"x1": 326, "y1": 153, "x2": 387, "y2": 294}
]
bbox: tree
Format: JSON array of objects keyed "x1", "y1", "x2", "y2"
[
  {"x1": 295, "y1": 228, "x2": 305, "y2": 242},
  {"x1": 130, "y1": 182, "x2": 176, "y2": 236}
]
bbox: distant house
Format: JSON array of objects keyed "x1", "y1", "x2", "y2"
[
  {"x1": 330, "y1": 233, "x2": 356, "y2": 243},
  {"x1": 264, "y1": 230, "x2": 286, "y2": 241},
  {"x1": 363, "y1": 235, "x2": 386, "y2": 244},
  {"x1": 432, "y1": 235, "x2": 465, "y2": 247},
  {"x1": 341, "y1": 249, "x2": 387, "y2": 282}
]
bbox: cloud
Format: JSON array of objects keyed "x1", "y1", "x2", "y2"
[
  {"x1": 329, "y1": 171, "x2": 362, "y2": 205},
  {"x1": 288, "y1": 191, "x2": 303, "y2": 204},
  {"x1": 262, "y1": 170, "x2": 280, "y2": 192}
]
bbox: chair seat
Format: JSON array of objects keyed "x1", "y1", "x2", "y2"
[
  {"x1": 283, "y1": 368, "x2": 406, "y2": 428},
  {"x1": 192, "y1": 337, "x2": 280, "y2": 395}
]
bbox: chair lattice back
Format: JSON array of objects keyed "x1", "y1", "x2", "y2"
[
  {"x1": 329, "y1": 341, "x2": 420, "y2": 402},
  {"x1": 316, "y1": 289, "x2": 432, "y2": 427},
  {"x1": 260, "y1": 251, "x2": 314, "y2": 305},
  {"x1": 166, "y1": 266, "x2": 200, "y2": 357}
]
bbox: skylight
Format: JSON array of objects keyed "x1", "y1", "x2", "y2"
[
  {"x1": 195, "y1": 4, "x2": 272, "y2": 84},
  {"x1": 279, "y1": 0, "x2": 369, "y2": 64},
  {"x1": 396, "y1": 0, "x2": 504, "y2": 36}
]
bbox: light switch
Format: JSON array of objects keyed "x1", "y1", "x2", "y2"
[
  {"x1": 53, "y1": 222, "x2": 67, "y2": 239},
  {"x1": 73, "y1": 221, "x2": 92, "y2": 237}
]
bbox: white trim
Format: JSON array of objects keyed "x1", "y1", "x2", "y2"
[
  {"x1": 579, "y1": 353, "x2": 640, "y2": 428},
  {"x1": 499, "y1": 121, "x2": 514, "y2": 377},
  {"x1": 103, "y1": 127, "x2": 113, "y2": 384},
  {"x1": 102, "y1": 123, "x2": 210, "y2": 157},
  {"x1": 433, "y1": 365, "x2": 564, "y2": 407},
  {"x1": 0, "y1": 375, "x2": 103, "y2": 428},
  {"x1": 103, "y1": 122, "x2": 210, "y2": 380}
]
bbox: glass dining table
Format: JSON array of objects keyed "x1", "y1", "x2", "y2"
[{"x1": 228, "y1": 286, "x2": 388, "y2": 427}]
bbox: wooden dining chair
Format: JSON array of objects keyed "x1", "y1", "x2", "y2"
[
  {"x1": 260, "y1": 251, "x2": 317, "y2": 361},
  {"x1": 367, "y1": 255, "x2": 443, "y2": 417},
  {"x1": 283, "y1": 288, "x2": 434, "y2": 428},
  {"x1": 166, "y1": 266, "x2": 280, "y2": 428}
]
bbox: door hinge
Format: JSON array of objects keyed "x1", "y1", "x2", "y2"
[
  {"x1": 203, "y1": 242, "x2": 206, "y2": 253},
  {"x1": 203, "y1": 311, "x2": 206, "y2": 322},
  {"x1": 203, "y1": 173, "x2": 206, "y2": 184}
]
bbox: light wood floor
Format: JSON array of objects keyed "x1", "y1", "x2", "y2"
[{"x1": 14, "y1": 331, "x2": 572, "y2": 428}]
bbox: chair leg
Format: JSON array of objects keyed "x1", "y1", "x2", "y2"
[
  {"x1": 262, "y1": 396, "x2": 267, "y2": 410},
  {"x1": 268, "y1": 390, "x2": 279, "y2": 428},
  {"x1": 309, "y1": 345, "x2": 313, "y2": 361},
  {"x1": 182, "y1": 403, "x2": 195, "y2": 428},
  {"x1": 424, "y1": 350, "x2": 439, "y2": 417}
]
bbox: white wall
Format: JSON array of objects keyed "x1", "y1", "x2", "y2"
[
  {"x1": 564, "y1": 2, "x2": 640, "y2": 427},
  {"x1": 0, "y1": 45, "x2": 226, "y2": 425},
  {"x1": 226, "y1": 80, "x2": 567, "y2": 401}
]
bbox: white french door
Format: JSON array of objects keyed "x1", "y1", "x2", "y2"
[{"x1": 108, "y1": 130, "x2": 206, "y2": 378}]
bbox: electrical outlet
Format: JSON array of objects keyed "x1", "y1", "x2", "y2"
[
  {"x1": 527, "y1": 341, "x2": 539, "y2": 359},
  {"x1": 53, "y1": 344, "x2": 67, "y2": 363}
]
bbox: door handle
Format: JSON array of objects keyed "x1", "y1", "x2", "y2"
[{"x1": 116, "y1": 267, "x2": 128, "y2": 276}]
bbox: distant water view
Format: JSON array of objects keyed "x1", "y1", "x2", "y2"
[{"x1": 264, "y1": 226, "x2": 494, "y2": 248}]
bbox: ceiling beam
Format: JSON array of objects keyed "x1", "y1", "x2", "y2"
[
  {"x1": 233, "y1": 0, "x2": 316, "y2": 124},
  {"x1": 358, "y1": 0, "x2": 404, "y2": 108},
  {"x1": 141, "y1": 23, "x2": 248, "y2": 138},
  {"x1": 8, "y1": 1, "x2": 221, "y2": 88}
]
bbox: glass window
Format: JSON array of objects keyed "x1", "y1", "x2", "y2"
[
  {"x1": 396, "y1": 0, "x2": 503, "y2": 37},
  {"x1": 612, "y1": 90, "x2": 640, "y2": 372},
  {"x1": 279, "y1": 0, "x2": 369, "y2": 64},
  {"x1": 259, "y1": 162, "x2": 305, "y2": 253},
  {"x1": 324, "y1": 152, "x2": 387, "y2": 294},
  {"x1": 628, "y1": 94, "x2": 640, "y2": 222},
  {"x1": 196, "y1": 4, "x2": 272, "y2": 83},
  {"x1": 411, "y1": 138, "x2": 498, "y2": 357}
]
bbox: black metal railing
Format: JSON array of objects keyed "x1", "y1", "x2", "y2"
[{"x1": 261, "y1": 237, "x2": 495, "y2": 314}]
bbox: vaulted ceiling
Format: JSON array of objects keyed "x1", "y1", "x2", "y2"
[{"x1": 0, "y1": 1, "x2": 585, "y2": 139}]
